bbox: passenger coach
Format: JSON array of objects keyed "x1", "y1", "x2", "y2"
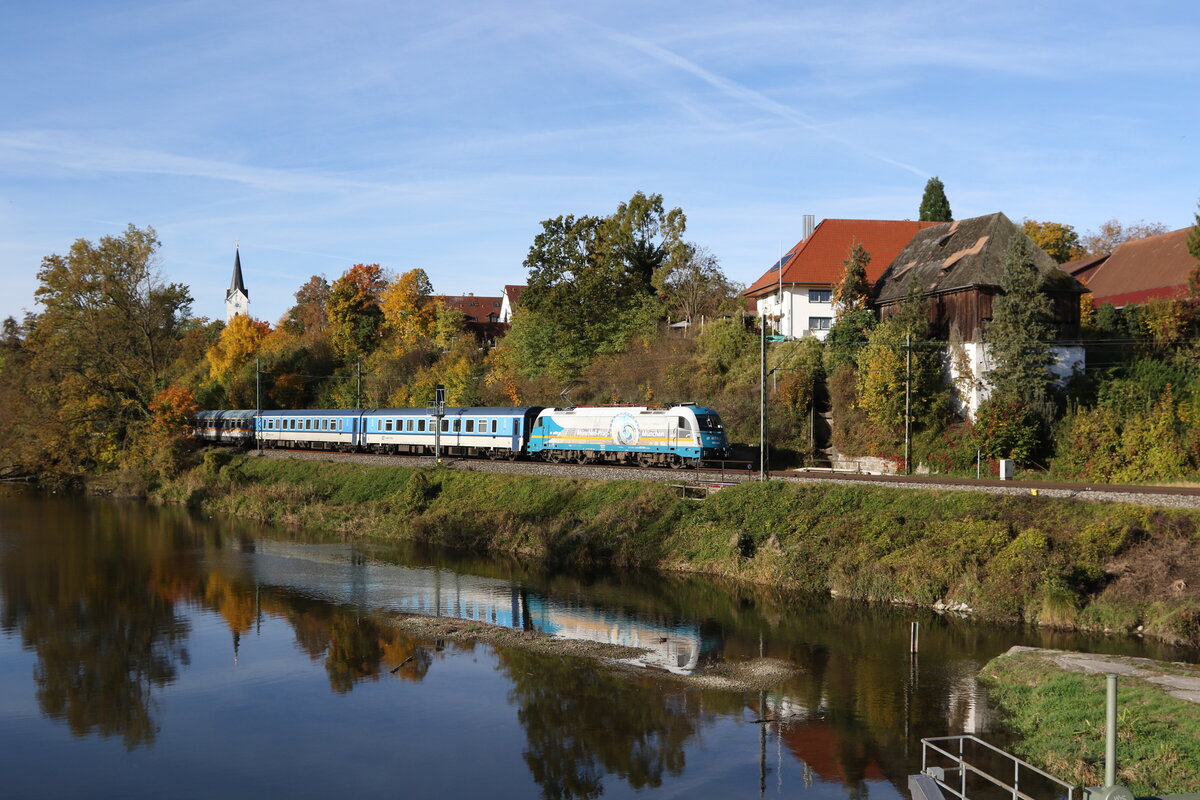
[
  {"x1": 359, "y1": 407, "x2": 542, "y2": 458},
  {"x1": 192, "y1": 409, "x2": 257, "y2": 446}
]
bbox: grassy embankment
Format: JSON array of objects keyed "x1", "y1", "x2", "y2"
[
  {"x1": 158, "y1": 452, "x2": 1200, "y2": 646},
  {"x1": 981, "y1": 649, "x2": 1200, "y2": 795}
]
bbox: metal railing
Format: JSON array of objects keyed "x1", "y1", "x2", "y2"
[{"x1": 922, "y1": 736, "x2": 1077, "y2": 800}]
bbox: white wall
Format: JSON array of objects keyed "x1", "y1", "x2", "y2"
[
  {"x1": 945, "y1": 342, "x2": 1086, "y2": 420},
  {"x1": 754, "y1": 287, "x2": 836, "y2": 340}
]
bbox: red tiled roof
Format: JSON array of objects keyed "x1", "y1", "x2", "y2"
[
  {"x1": 435, "y1": 294, "x2": 503, "y2": 322},
  {"x1": 1092, "y1": 285, "x2": 1188, "y2": 309},
  {"x1": 1085, "y1": 227, "x2": 1195, "y2": 308},
  {"x1": 1062, "y1": 253, "x2": 1109, "y2": 284},
  {"x1": 744, "y1": 219, "x2": 941, "y2": 297},
  {"x1": 503, "y1": 284, "x2": 526, "y2": 304}
]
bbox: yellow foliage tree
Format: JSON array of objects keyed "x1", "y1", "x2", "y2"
[
  {"x1": 380, "y1": 268, "x2": 435, "y2": 350},
  {"x1": 1021, "y1": 220, "x2": 1080, "y2": 264},
  {"x1": 206, "y1": 315, "x2": 270, "y2": 381}
]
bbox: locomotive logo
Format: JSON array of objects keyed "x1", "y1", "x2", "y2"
[{"x1": 610, "y1": 414, "x2": 641, "y2": 446}]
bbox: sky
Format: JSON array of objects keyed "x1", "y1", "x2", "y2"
[{"x1": 1, "y1": 0, "x2": 1197, "y2": 324}]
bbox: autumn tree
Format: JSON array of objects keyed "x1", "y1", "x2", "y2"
[
  {"x1": 1022, "y1": 220, "x2": 1080, "y2": 264},
  {"x1": 327, "y1": 263, "x2": 387, "y2": 362},
  {"x1": 604, "y1": 190, "x2": 688, "y2": 295},
  {"x1": 1187, "y1": 203, "x2": 1200, "y2": 297},
  {"x1": 856, "y1": 286, "x2": 940, "y2": 431},
  {"x1": 380, "y1": 268, "x2": 436, "y2": 348},
  {"x1": 432, "y1": 302, "x2": 468, "y2": 350},
  {"x1": 833, "y1": 243, "x2": 872, "y2": 312},
  {"x1": 283, "y1": 275, "x2": 330, "y2": 337},
  {"x1": 985, "y1": 236, "x2": 1053, "y2": 405},
  {"x1": 206, "y1": 313, "x2": 270, "y2": 382},
  {"x1": 661, "y1": 244, "x2": 739, "y2": 324},
  {"x1": 1076, "y1": 218, "x2": 1169, "y2": 257},
  {"x1": 918, "y1": 177, "x2": 952, "y2": 222},
  {"x1": 24, "y1": 225, "x2": 191, "y2": 469},
  {"x1": 507, "y1": 193, "x2": 685, "y2": 377}
]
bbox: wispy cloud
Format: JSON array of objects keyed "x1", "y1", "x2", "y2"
[
  {"x1": 0, "y1": 131, "x2": 390, "y2": 194},
  {"x1": 564, "y1": 19, "x2": 929, "y2": 178}
]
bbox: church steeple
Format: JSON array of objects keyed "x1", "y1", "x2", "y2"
[{"x1": 225, "y1": 245, "x2": 249, "y2": 322}]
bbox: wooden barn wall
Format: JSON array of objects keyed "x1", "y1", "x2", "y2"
[{"x1": 878, "y1": 287, "x2": 1081, "y2": 341}]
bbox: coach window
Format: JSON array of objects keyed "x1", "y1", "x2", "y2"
[
  {"x1": 678, "y1": 416, "x2": 690, "y2": 430},
  {"x1": 466, "y1": 420, "x2": 474, "y2": 433},
  {"x1": 405, "y1": 419, "x2": 413, "y2": 432},
  {"x1": 385, "y1": 419, "x2": 392, "y2": 432},
  {"x1": 454, "y1": 419, "x2": 462, "y2": 433},
  {"x1": 490, "y1": 419, "x2": 498, "y2": 434},
  {"x1": 417, "y1": 419, "x2": 425, "y2": 432},
  {"x1": 441, "y1": 419, "x2": 449, "y2": 432}
]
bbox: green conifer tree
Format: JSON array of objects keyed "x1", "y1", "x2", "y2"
[
  {"x1": 918, "y1": 177, "x2": 953, "y2": 222},
  {"x1": 833, "y1": 243, "x2": 871, "y2": 312},
  {"x1": 985, "y1": 236, "x2": 1052, "y2": 405},
  {"x1": 1187, "y1": 202, "x2": 1200, "y2": 297}
]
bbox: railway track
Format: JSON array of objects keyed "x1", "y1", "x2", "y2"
[{"x1": 247, "y1": 446, "x2": 1200, "y2": 508}]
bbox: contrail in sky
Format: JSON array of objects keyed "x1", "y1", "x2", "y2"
[{"x1": 604, "y1": 29, "x2": 929, "y2": 178}]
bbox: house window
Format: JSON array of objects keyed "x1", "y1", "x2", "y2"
[
  {"x1": 809, "y1": 289, "x2": 831, "y2": 303},
  {"x1": 808, "y1": 317, "x2": 832, "y2": 331}
]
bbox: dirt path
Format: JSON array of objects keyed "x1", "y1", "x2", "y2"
[{"x1": 1005, "y1": 646, "x2": 1200, "y2": 703}]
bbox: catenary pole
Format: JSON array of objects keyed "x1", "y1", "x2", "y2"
[
  {"x1": 904, "y1": 335, "x2": 912, "y2": 475},
  {"x1": 760, "y1": 315, "x2": 768, "y2": 481}
]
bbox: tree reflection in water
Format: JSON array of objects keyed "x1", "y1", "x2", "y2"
[
  {"x1": 498, "y1": 648, "x2": 711, "y2": 800},
  {"x1": 0, "y1": 501, "x2": 192, "y2": 749}
]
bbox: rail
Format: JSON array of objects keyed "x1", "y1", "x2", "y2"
[
  {"x1": 921, "y1": 736, "x2": 1077, "y2": 800},
  {"x1": 699, "y1": 459, "x2": 754, "y2": 479}
]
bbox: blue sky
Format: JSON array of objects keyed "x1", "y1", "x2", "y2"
[{"x1": 2, "y1": 0, "x2": 1197, "y2": 324}]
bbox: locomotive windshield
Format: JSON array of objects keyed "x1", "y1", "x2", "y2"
[{"x1": 696, "y1": 414, "x2": 723, "y2": 432}]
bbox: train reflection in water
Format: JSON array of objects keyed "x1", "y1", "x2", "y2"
[{"x1": 243, "y1": 541, "x2": 721, "y2": 675}]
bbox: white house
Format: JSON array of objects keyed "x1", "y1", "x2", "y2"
[
  {"x1": 744, "y1": 217, "x2": 939, "y2": 340},
  {"x1": 499, "y1": 284, "x2": 525, "y2": 323}
]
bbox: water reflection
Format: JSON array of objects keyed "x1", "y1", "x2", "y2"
[
  {"x1": 1, "y1": 492, "x2": 1197, "y2": 800},
  {"x1": 0, "y1": 498, "x2": 192, "y2": 748},
  {"x1": 499, "y1": 649, "x2": 712, "y2": 800}
]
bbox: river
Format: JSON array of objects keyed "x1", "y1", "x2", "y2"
[{"x1": 0, "y1": 490, "x2": 1193, "y2": 799}]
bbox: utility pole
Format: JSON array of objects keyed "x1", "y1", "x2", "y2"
[
  {"x1": 904, "y1": 334, "x2": 912, "y2": 475},
  {"x1": 759, "y1": 315, "x2": 768, "y2": 481},
  {"x1": 434, "y1": 383, "x2": 445, "y2": 463},
  {"x1": 255, "y1": 358, "x2": 261, "y2": 451}
]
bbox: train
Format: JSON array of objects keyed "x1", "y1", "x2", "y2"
[{"x1": 192, "y1": 403, "x2": 730, "y2": 467}]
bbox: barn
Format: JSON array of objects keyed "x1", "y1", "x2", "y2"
[{"x1": 872, "y1": 212, "x2": 1088, "y2": 417}]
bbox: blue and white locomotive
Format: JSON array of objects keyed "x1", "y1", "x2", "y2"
[
  {"x1": 191, "y1": 403, "x2": 729, "y2": 467},
  {"x1": 528, "y1": 404, "x2": 728, "y2": 467}
]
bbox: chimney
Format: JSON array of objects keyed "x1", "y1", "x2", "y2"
[{"x1": 802, "y1": 215, "x2": 816, "y2": 240}]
